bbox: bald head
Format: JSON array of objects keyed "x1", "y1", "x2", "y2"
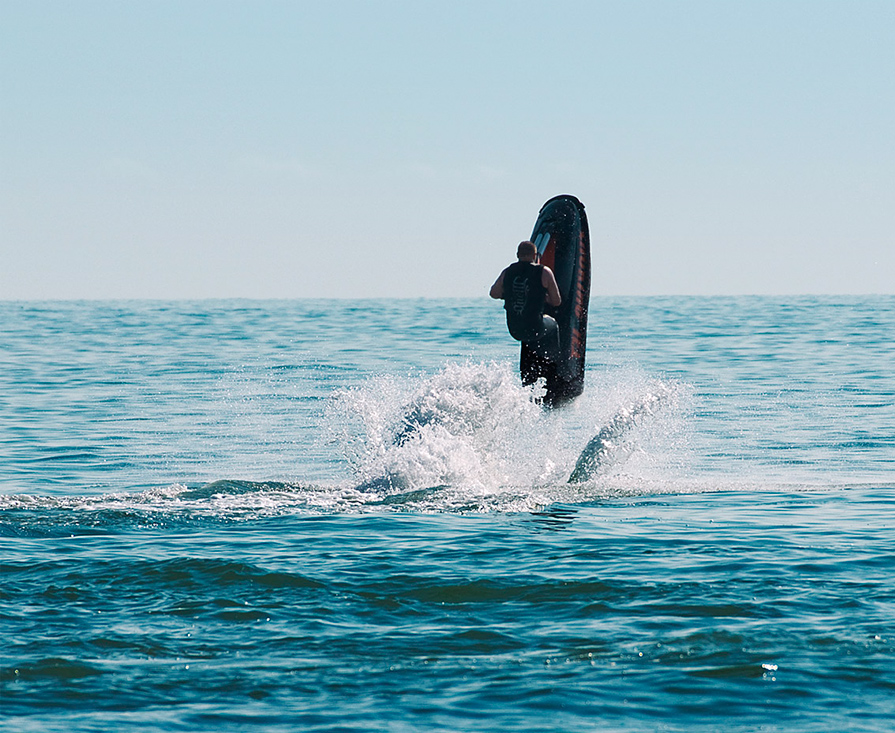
[{"x1": 516, "y1": 240, "x2": 537, "y2": 261}]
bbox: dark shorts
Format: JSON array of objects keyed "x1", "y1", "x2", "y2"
[{"x1": 526, "y1": 315, "x2": 560, "y2": 363}]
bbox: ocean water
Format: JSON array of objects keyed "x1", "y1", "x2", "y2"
[{"x1": 2, "y1": 296, "x2": 894, "y2": 732}]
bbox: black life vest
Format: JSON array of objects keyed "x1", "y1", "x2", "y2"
[{"x1": 503, "y1": 261, "x2": 546, "y2": 342}]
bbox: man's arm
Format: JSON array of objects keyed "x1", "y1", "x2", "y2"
[
  {"x1": 542, "y1": 267, "x2": 561, "y2": 307},
  {"x1": 489, "y1": 270, "x2": 506, "y2": 299}
]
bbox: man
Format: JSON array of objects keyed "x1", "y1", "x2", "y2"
[{"x1": 490, "y1": 240, "x2": 562, "y2": 362}]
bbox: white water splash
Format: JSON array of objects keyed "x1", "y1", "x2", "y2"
[
  {"x1": 326, "y1": 361, "x2": 688, "y2": 506},
  {"x1": 568, "y1": 384, "x2": 674, "y2": 483},
  {"x1": 327, "y1": 362, "x2": 549, "y2": 493}
]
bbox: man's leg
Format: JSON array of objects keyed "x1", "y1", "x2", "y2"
[{"x1": 531, "y1": 316, "x2": 560, "y2": 362}]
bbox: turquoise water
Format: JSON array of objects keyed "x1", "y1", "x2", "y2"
[{"x1": 2, "y1": 297, "x2": 894, "y2": 731}]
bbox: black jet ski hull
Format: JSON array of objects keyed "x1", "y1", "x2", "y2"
[{"x1": 520, "y1": 195, "x2": 591, "y2": 406}]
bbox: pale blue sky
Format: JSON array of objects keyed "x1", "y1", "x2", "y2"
[{"x1": 2, "y1": 0, "x2": 893, "y2": 299}]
